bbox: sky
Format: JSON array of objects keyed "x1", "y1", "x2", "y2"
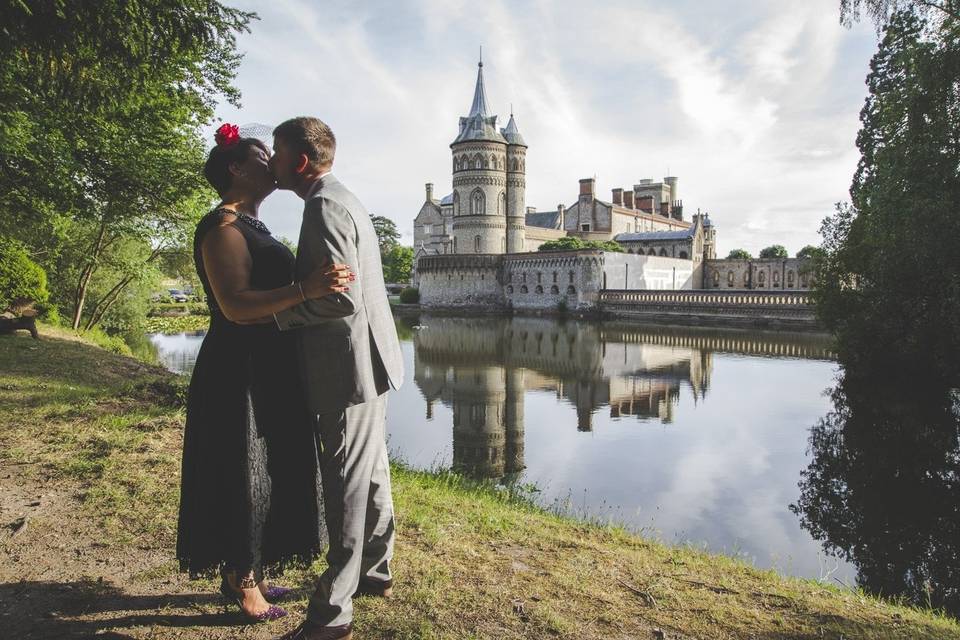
[{"x1": 210, "y1": 0, "x2": 879, "y2": 256}]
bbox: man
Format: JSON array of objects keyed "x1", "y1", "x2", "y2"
[{"x1": 269, "y1": 116, "x2": 404, "y2": 640}]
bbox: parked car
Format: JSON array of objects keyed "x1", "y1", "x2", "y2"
[{"x1": 168, "y1": 289, "x2": 188, "y2": 303}]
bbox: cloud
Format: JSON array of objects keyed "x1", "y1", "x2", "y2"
[{"x1": 214, "y1": 0, "x2": 877, "y2": 254}]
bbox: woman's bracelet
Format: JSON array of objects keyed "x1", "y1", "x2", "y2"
[{"x1": 297, "y1": 282, "x2": 306, "y2": 302}]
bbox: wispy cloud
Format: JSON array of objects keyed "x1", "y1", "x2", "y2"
[{"x1": 215, "y1": 0, "x2": 876, "y2": 254}]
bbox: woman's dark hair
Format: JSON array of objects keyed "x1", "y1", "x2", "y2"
[{"x1": 203, "y1": 138, "x2": 269, "y2": 196}]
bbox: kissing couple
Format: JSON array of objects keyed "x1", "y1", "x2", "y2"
[{"x1": 176, "y1": 117, "x2": 403, "y2": 640}]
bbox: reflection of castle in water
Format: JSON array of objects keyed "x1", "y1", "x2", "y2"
[{"x1": 412, "y1": 315, "x2": 834, "y2": 479}]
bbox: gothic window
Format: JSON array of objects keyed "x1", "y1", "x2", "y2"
[
  {"x1": 550, "y1": 285, "x2": 559, "y2": 294},
  {"x1": 453, "y1": 157, "x2": 459, "y2": 171},
  {"x1": 787, "y1": 270, "x2": 795, "y2": 287},
  {"x1": 535, "y1": 285, "x2": 543, "y2": 294},
  {"x1": 679, "y1": 250, "x2": 688, "y2": 259},
  {"x1": 648, "y1": 248, "x2": 656, "y2": 256},
  {"x1": 773, "y1": 270, "x2": 780, "y2": 287},
  {"x1": 506, "y1": 285, "x2": 514, "y2": 294},
  {"x1": 461, "y1": 154, "x2": 469, "y2": 169},
  {"x1": 713, "y1": 271, "x2": 720, "y2": 287},
  {"x1": 758, "y1": 271, "x2": 766, "y2": 287},
  {"x1": 801, "y1": 273, "x2": 808, "y2": 288},
  {"x1": 659, "y1": 248, "x2": 668, "y2": 257},
  {"x1": 744, "y1": 271, "x2": 750, "y2": 286},
  {"x1": 473, "y1": 153, "x2": 482, "y2": 169},
  {"x1": 498, "y1": 192, "x2": 505, "y2": 216},
  {"x1": 520, "y1": 285, "x2": 528, "y2": 294},
  {"x1": 728, "y1": 271, "x2": 734, "y2": 287},
  {"x1": 474, "y1": 235, "x2": 481, "y2": 253},
  {"x1": 511, "y1": 158, "x2": 518, "y2": 171},
  {"x1": 567, "y1": 285, "x2": 576, "y2": 295},
  {"x1": 453, "y1": 191, "x2": 460, "y2": 216},
  {"x1": 470, "y1": 189, "x2": 485, "y2": 216}
]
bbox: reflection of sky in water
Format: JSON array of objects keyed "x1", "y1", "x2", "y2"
[{"x1": 148, "y1": 320, "x2": 852, "y2": 584}]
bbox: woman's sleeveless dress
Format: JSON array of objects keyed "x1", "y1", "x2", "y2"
[{"x1": 176, "y1": 208, "x2": 326, "y2": 580}]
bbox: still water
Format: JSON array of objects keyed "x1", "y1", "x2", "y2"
[{"x1": 149, "y1": 314, "x2": 853, "y2": 584}]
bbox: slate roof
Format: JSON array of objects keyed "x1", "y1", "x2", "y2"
[
  {"x1": 501, "y1": 114, "x2": 526, "y2": 147},
  {"x1": 452, "y1": 62, "x2": 507, "y2": 145},
  {"x1": 526, "y1": 210, "x2": 562, "y2": 229},
  {"x1": 615, "y1": 228, "x2": 695, "y2": 242},
  {"x1": 440, "y1": 193, "x2": 454, "y2": 206}
]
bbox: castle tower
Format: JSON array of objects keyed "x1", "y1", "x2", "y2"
[
  {"x1": 502, "y1": 113, "x2": 527, "y2": 253},
  {"x1": 450, "y1": 60, "x2": 508, "y2": 254}
]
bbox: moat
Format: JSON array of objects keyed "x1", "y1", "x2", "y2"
[{"x1": 149, "y1": 314, "x2": 856, "y2": 585}]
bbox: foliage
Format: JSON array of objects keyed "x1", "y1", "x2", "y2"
[
  {"x1": 796, "y1": 245, "x2": 825, "y2": 260},
  {"x1": 816, "y1": 10, "x2": 960, "y2": 379},
  {"x1": 758, "y1": 244, "x2": 788, "y2": 259},
  {"x1": 371, "y1": 215, "x2": 401, "y2": 255},
  {"x1": 383, "y1": 245, "x2": 414, "y2": 283},
  {"x1": 276, "y1": 235, "x2": 297, "y2": 256},
  {"x1": 149, "y1": 302, "x2": 210, "y2": 316},
  {"x1": 726, "y1": 248, "x2": 753, "y2": 260},
  {"x1": 840, "y1": 0, "x2": 960, "y2": 29},
  {"x1": 538, "y1": 236, "x2": 624, "y2": 253},
  {"x1": 0, "y1": 236, "x2": 49, "y2": 312},
  {"x1": 399, "y1": 287, "x2": 420, "y2": 304},
  {"x1": 144, "y1": 315, "x2": 209, "y2": 333},
  {"x1": 0, "y1": 2, "x2": 253, "y2": 329}
]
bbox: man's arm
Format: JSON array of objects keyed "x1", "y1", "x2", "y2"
[{"x1": 275, "y1": 198, "x2": 363, "y2": 330}]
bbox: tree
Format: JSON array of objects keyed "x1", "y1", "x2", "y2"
[
  {"x1": 0, "y1": 2, "x2": 253, "y2": 330},
  {"x1": 817, "y1": 10, "x2": 960, "y2": 377},
  {"x1": 796, "y1": 245, "x2": 825, "y2": 260},
  {"x1": 382, "y1": 245, "x2": 414, "y2": 284},
  {"x1": 727, "y1": 249, "x2": 753, "y2": 260},
  {"x1": 840, "y1": 0, "x2": 960, "y2": 28},
  {"x1": 371, "y1": 215, "x2": 400, "y2": 256},
  {"x1": 538, "y1": 237, "x2": 624, "y2": 253},
  {"x1": 759, "y1": 245, "x2": 788, "y2": 259},
  {"x1": 0, "y1": 237, "x2": 49, "y2": 313}
]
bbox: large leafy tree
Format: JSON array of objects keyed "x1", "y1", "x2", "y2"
[
  {"x1": 538, "y1": 236, "x2": 624, "y2": 253},
  {"x1": 371, "y1": 215, "x2": 401, "y2": 256},
  {"x1": 758, "y1": 244, "x2": 788, "y2": 259},
  {"x1": 0, "y1": 1, "x2": 254, "y2": 329},
  {"x1": 727, "y1": 248, "x2": 753, "y2": 260},
  {"x1": 817, "y1": 9, "x2": 960, "y2": 376}
]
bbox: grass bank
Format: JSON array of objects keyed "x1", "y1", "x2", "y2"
[{"x1": 1, "y1": 327, "x2": 958, "y2": 639}]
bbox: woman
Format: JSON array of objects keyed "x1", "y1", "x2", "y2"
[{"x1": 176, "y1": 124, "x2": 351, "y2": 623}]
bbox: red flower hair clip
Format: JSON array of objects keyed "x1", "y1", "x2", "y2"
[{"x1": 214, "y1": 123, "x2": 240, "y2": 147}]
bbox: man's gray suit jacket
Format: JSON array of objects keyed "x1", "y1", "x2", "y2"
[{"x1": 274, "y1": 174, "x2": 404, "y2": 415}]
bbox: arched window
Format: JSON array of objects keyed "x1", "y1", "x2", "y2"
[
  {"x1": 648, "y1": 248, "x2": 656, "y2": 256},
  {"x1": 773, "y1": 270, "x2": 780, "y2": 287},
  {"x1": 520, "y1": 285, "x2": 529, "y2": 294},
  {"x1": 506, "y1": 285, "x2": 514, "y2": 294},
  {"x1": 744, "y1": 271, "x2": 750, "y2": 286},
  {"x1": 453, "y1": 157, "x2": 459, "y2": 171},
  {"x1": 659, "y1": 248, "x2": 668, "y2": 257},
  {"x1": 453, "y1": 191, "x2": 460, "y2": 216},
  {"x1": 801, "y1": 274, "x2": 808, "y2": 288},
  {"x1": 474, "y1": 235, "x2": 481, "y2": 253},
  {"x1": 498, "y1": 191, "x2": 505, "y2": 216},
  {"x1": 712, "y1": 271, "x2": 720, "y2": 286},
  {"x1": 490, "y1": 154, "x2": 496, "y2": 169},
  {"x1": 758, "y1": 271, "x2": 766, "y2": 287},
  {"x1": 727, "y1": 271, "x2": 734, "y2": 287},
  {"x1": 473, "y1": 153, "x2": 482, "y2": 169},
  {"x1": 567, "y1": 285, "x2": 576, "y2": 295},
  {"x1": 679, "y1": 250, "x2": 688, "y2": 259},
  {"x1": 787, "y1": 270, "x2": 795, "y2": 287},
  {"x1": 550, "y1": 285, "x2": 559, "y2": 294},
  {"x1": 535, "y1": 285, "x2": 543, "y2": 294},
  {"x1": 470, "y1": 189, "x2": 485, "y2": 216}
]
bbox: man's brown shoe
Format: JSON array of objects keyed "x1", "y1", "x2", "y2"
[
  {"x1": 353, "y1": 578, "x2": 393, "y2": 599},
  {"x1": 275, "y1": 621, "x2": 352, "y2": 640}
]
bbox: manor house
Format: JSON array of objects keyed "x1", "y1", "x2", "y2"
[{"x1": 412, "y1": 61, "x2": 812, "y2": 310}]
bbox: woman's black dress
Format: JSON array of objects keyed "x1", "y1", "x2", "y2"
[{"x1": 176, "y1": 208, "x2": 326, "y2": 581}]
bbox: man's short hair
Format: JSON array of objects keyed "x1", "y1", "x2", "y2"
[{"x1": 273, "y1": 117, "x2": 336, "y2": 169}]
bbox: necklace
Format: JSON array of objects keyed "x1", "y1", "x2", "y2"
[{"x1": 214, "y1": 207, "x2": 271, "y2": 234}]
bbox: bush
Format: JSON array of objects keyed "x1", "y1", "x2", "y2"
[
  {"x1": 399, "y1": 287, "x2": 420, "y2": 304},
  {"x1": 0, "y1": 236, "x2": 50, "y2": 313},
  {"x1": 538, "y1": 236, "x2": 623, "y2": 253}
]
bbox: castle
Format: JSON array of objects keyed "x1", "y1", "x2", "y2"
[{"x1": 413, "y1": 61, "x2": 813, "y2": 311}]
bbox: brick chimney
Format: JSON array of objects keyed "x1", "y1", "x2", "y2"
[
  {"x1": 579, "y1": 178, "x2": 595, "y2": 197},
  {"x1": 660, "y1": 201, "x2": 669, "y2": 217},
  {"x1": 623, "y1": 191, "x2": 635, "y2": 209},
  {"x1": 425, "y1": 182, "x2": 434, "y2": 201},
  {"x1": 612, "y1": 188, "x2": 623, "y2": 206},
  {"x1": 637, "y1": 195, "x2": 654, "y2": 213}
]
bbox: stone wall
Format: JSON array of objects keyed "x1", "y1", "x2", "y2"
[
  {"x1": 416, "y1": 254, "x2": 504, "y2": 307},
  {"x1": 502, "y1": 250, "x2": 605, "y2": 310},
  {"x1": 704, "y1": 258, "x2": 814, "y2": 290}
]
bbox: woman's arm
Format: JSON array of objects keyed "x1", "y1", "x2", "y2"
[{"x1": 201, "y1": 219, "x2": 351, "y2": 323}]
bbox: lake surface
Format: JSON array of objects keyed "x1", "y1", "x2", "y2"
[{"x1": 149, "y1": 314, "x2": 854, "y2": 584}]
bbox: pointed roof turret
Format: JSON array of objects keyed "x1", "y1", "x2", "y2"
[
  {"x1": 501, "y1": 112, "x2": 526, "y2": 147},
  {"x1": 452, "y1": 56, "x2": 507, "y2": 146},
  {"x1": 468, "y1": 61, "x2": 490, "y2": 117}
]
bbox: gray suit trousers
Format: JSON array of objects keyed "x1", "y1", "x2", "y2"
[{"x1": 308, "y1": 393, "x2": 394, "y2": 626}]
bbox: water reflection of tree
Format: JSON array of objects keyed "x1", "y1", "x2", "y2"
[{"x1": 793, "y1": 368, "x2": 960, "y2": 615}]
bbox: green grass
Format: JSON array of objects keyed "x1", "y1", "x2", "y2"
[{"x1": 2, "y1": 327, "x2": 959, "y2": 639}]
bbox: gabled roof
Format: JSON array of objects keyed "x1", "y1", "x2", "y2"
[{"x1": 501, "y1": 114, "x2": 526, "y2": 147}]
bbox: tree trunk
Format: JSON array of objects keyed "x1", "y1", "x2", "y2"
[
  {"x1": 83, "y1": 245, "x2": 164, "y2": 331},
  {"x1": 71, "y1": 219, "x2": 108, "y2": 330}
]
